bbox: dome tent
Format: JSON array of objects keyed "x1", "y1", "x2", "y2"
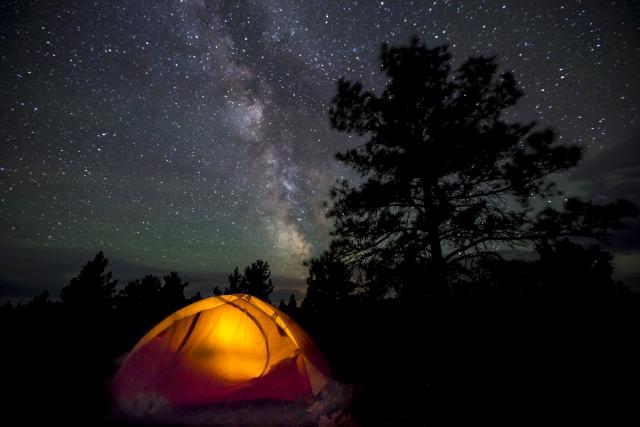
[{"x1": 112, "y1": 294, "x2": 329, "y2": 408}]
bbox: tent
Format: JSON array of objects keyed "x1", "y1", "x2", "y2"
[{"x1": 111, "y1": 294, "x2": 329, "y2": 408}]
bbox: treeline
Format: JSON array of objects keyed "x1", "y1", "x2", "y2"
[
  {"x1": 2, "y1": 252, "x2": 195, "y2": 337},
  {"x1": 1, "y1": 254, "x2": 288, "y2": 332}
]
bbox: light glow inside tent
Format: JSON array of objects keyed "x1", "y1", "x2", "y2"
[{"x1": 112, "y1": 294, "x2": 329, "y2": 407}]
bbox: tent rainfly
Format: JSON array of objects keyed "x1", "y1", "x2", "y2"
[{"x1": 111, "y1": 294, "x2": 329, "y2": 407}]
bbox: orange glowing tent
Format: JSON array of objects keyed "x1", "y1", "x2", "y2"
[{"x1": 111, "y1": 294, "x2": 329, "y2": 408}]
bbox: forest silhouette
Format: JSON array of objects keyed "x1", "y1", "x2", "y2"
[{"x1": 2, "y1": 38, "x2": 638, "y2": 426}]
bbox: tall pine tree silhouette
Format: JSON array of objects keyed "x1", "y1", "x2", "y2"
[{"x1": 327, "y1": 37, "x2": 636, "y2": 296}]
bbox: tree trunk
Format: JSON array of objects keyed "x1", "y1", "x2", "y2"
[{"x1": 423, "y1": 182, "x2": 447, "y2": 295}]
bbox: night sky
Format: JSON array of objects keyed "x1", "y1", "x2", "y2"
[{"x1": 1, "y1": 0, "x2": 639, "y2": 300}]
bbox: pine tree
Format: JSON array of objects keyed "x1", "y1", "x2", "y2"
[
  {"x1": 160, "y1": 272, "x2": 189, "y2": 312},
  {"x1": 287, "y1": 293, "x2": 298, "y2": 310},
  {"x1": 61, "y1": 251, "x2": 117, "y2": 311},
  {"x1": 303, "y1": 252, "x2": 355, "y2": 312},
  {"x1": 327, "y1": 37, "x2": 635, "y2": 296},
  {"x1": 241, "y1": 260, "x2": 274, "y2": 302},
  {"x1": 226, "y1": 267, "x2": 242, "y2": 294},
  {"x1": 117, "y1": 275, "x2": 161, "y2": 312}
]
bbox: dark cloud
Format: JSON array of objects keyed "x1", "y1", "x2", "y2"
[
  {"x1": 567, "y1": 132, "x2": 640, "y2": 255},
  {"x1": 570, "y1": 132, "x2": 640, "y2": 200}
]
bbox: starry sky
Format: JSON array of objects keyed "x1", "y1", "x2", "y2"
[{"x1": 1, "y1": 0, "x2": 639, "y2": 300}]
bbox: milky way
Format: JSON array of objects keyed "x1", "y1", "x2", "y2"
[{"x1": 1, "y1": 0, "x2": 639, "y2": 298}]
